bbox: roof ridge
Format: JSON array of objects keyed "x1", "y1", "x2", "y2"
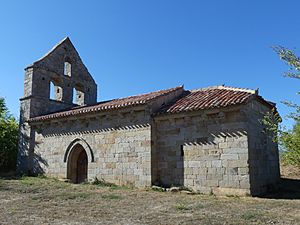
[
  {"x1": 110, "y1": 85, "x2": 183, "y2": 101},
  {"x1": 190, "y1": 85, "x2": 258, "y2": 95}
]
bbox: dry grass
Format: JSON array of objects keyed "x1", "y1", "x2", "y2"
[
  {"x1": 281, "y1": 163, "x2": 300, "y2": 179},
  {"x1": 0, "y1": 176, "x2": 300, "y2": 225}
]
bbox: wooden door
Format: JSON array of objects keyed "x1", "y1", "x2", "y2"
[{"x1": 76, "y1": 150, "x2": 87, "y2": 183}]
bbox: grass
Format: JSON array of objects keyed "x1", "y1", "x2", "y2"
[
  {"x1": 225, "y1": 194, "x2": 240, "y2": 199},
  {"x1": 92, "y1": 177, "x2": 117, "y2": 187},
  {"x1": 241, "y1": 211, "x2": 263, "y2": 220},
  {"x1": 0, "y1": 176, "x2": 300, "y2": 224},
  {"x1": 101, "y1": 193, "x2": 123, "y2": 200},
  {"x1": 175, "y1": 202, "x2": 191, "y2": 211},
  {"x1": 92, "y1": 177, "x2": 132, "y2": 191}
]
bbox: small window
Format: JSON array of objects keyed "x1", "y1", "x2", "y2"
[
  {"x1": 50, "y1": 81, "x2": 63, "y2": 101},
  {"x1": 73, "y1": 87, "x2": 85, "y2": 105},
  {"x1": 64, "y1": 61, "x2": 71, "y2": 76},
  {"x1": 72, "y1": 88, "x2": 76, "y2": 103},
  {"x1": 180, "y1": 145, "x2": 184, "y2": 157},
  {"x1": 50, "y1": 81, "x2": 55, "y2": 100}
]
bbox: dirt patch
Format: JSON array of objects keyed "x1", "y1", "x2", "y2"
[
  {"x1": 0, "y1": 177, "x2": 300, "y2": 225},
  {"x1": 281, "y1": 163, "x2": 300, "y2": 179}
]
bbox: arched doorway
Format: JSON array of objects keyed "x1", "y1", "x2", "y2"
[{"x1": 67, "y1": 144, "x2": 88, "y2": 183}]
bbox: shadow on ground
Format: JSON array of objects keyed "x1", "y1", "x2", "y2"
[
  {"x1": 262, "y1": 178, "x2": 300, "y2": 200},
  {"x1": 0, "y1": 171, "x2": 18, "y2": 180},
  {"x1": 2, "y1": 170, "x2": 300, "y2": 200}
]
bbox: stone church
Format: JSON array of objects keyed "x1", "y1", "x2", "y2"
[{"x1": 18, "y1": 37, "x2": 280, "y2": 196}]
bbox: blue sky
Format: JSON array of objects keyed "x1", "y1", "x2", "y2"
[{"x1": 0, "y1": 1, "x2": 299, "y2": 127}]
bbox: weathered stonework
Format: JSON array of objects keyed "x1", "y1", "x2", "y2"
[
  {"x1": 32, "y1": 108, "x2": 152, "y2": 187},
  {"x1": 154, "y1": 107, "x2": 253, "y2": 195},
  {"x1": 18, "y1": 37, "x2": 280, "y2": 196}
]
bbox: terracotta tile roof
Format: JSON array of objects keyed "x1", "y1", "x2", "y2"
[
  {"x1": 157, "y1": 85, "x2": 268, "y2": 114},
  {"x1": 29, "y1": 86, "x2": 183, "y2": 122},
  {"x1": 29, "y1": 85, "x2": 274, "y2": 123}
]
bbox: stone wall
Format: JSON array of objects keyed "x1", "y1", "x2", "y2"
[
  {"x1": 246, "y1": 100, "x2": 280, "y2": 196},
  {"x1": 154, "y1": 106, "x2": 251, "y2": 195},
  {"x1": 31, "y1": 107, "x2": 152, "y2": 187},
  {"x1": 25, "y1": 97, "x2": 280, "y2": 195}
]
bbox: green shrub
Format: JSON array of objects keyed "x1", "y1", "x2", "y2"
[
  {"x1": 281, "y1": 123, "x2": 300, "y2": 166},
  {"x1": 0, "y1": 97, "x2": 18, "y2": 172}
]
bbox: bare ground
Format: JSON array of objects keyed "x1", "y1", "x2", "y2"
[
  {"x1": 0, "y1": 174, "x2": 300, "y2": 225},
  {"x1": 280, "y1": 163, "x2": 300, "y2": 179}
]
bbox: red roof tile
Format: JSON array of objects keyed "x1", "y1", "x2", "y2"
[
  {"x1": 157, "y1": 86, "x2": 266, "y2": 114},
  {"x1": 29, "y1": 85, "x2": 274, "y2": 123},
  {"x1": 29, "y1": 86, "x2": 183, "y2": 122}
]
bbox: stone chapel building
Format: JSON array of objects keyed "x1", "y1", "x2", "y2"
[{"x1": 18, "y1": 37, "x2": 280, "y2": 196}]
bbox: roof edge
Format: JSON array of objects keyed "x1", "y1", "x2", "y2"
[
  {"x1": 191, "y1": 85, "x2": 258, "y2": 95},
  {"x1": 28, "y1": 85, "x2": 184, "y2": 123},
  {"x1": 25, "y1": 37, "x2": 71, "y2": 70}
]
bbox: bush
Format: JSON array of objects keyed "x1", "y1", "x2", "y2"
[
  {"x1": 0, "y1": 97, "x2": 18, "y2": 172},
  {"x1": 281, "y1": 123, "x2": 300, "y2": 166}
]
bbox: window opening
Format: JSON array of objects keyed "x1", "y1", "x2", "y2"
[
  {"x1": 73, "y1": 88, "x2": 85, "y2": 105},
  {"x1": 64, "y1": 61, "x2": 71, "y2": 76},
  {"x1": 50, "y1": 81, "x2": 63, "y2": 101},
  {"x1": 50, "y1": 81, "x2": 55, "y2": 100}
]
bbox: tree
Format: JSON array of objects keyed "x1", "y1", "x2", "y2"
[
  {"x1": 273, "y1": 46, "x2": 300, "y2": 120},
  {"x1": 281, "y1": 122, "x2": 300, "y2": 166},
  {"x1": 0, "y1": 97, "x2": 19, "y2": 172},
  {"x1": 269, "y1": 46, "x2": 300, "y2": 166}
]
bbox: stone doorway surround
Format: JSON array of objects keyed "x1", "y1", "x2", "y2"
[
  {"x1": 64, "y1": 138, "x2": 94, "y2": 183},
  {"x1": 67, "y1": 143, "x2": 88, "y2": 183}
]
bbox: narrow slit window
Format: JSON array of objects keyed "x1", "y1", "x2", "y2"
[
  {"x1": 50, "y1": 81, "x2": 55, "y2": 100},
  {"x1": 72, "y1": 88, "x2": 77, "y2": 104},
  {"x1": 180, "y1": 145, "x2": 184, "y2": 157},
  {"x1": 64, "y1": 61, "x2": 71, "y2": 76}
]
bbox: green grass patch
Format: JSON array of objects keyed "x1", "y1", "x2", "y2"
[
  {"x1": 110, "y1": 185, "x2": 131, "y2": 190},
  {"x1": 36, "y1": 174, "x2": 47, "y2": 179},
  {"x1": 102, "y1": 193, "x2": 123, "y2": 200},
  {"x1": 241, "y1": 210, "x2": 264, "y2": 221},
  {"x1": 175, "y1": 202, "x2": 191, "y2": 211},
  {"x1": 194, "y1": 203, "x2": 205, "y2": 209},
  {"x1": 225, "y1": 194, "x2": 240, "y2": 199},
  {"x1": 19, "y1": 176, "x2": 35, "y2": 186}
]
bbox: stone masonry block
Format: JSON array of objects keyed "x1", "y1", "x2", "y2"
[
  {"x1": 212, "y1": 160, "x2": 222, "y2": 168},
  {"x1": 238, "y1": 167, "x2": 249, "y2": 175},
  {"x1": 223, "y1": 148, "x2": 247, "y2": 154},
  {"x1": 228, "y1": 160, "x2": 248, "y2": 168},
  {"x1": 221, "y1": 154, "x2": 239, "y2": 160}
]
